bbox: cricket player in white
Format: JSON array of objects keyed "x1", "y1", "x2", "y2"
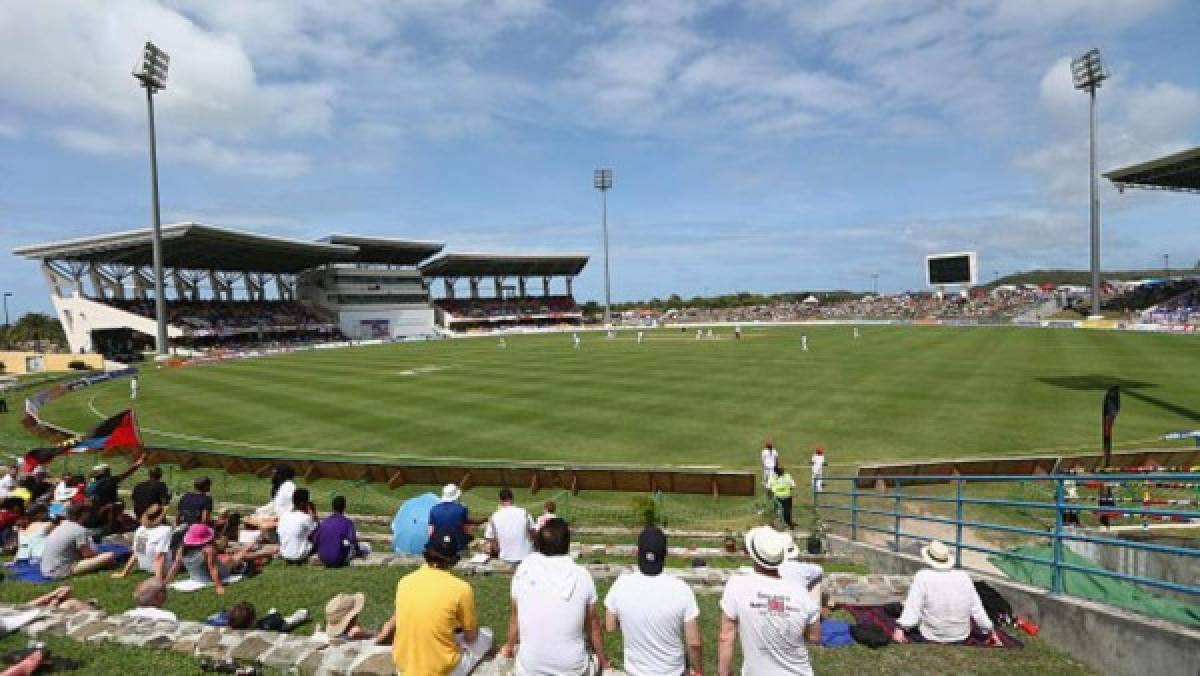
[
  {"x1": 853, "y1": 327, "x2": 860, "y2": 341},
  {"x1": 572, "y1": 333, "x2": 581, "y2": 350},
  {"x1": 811, "y1": 447, "x2": 825, "y2": 493},
  {"x1": 801, "y1": 335, "x2": 809, "y2": 352},
  {"x1": 636, "y1": 330, "x2": 645, "y2": 344},
  {"x1": 130, "y1": 377, "x2": 139, "y2": 400},
  {"x1": 760, "y1": 441, "x2": 779, "y2": 491},
  {"x1": 498, "y1": 337, "x2": 507, "y2": 349},
  {"x1": 706, "y1": 328, "x2": 714, "y2": 339},
  {"x1": 696, "y1": 329, "x2": 703, "y2": 340},
  {"x1": 734, "y1": 324, "x2": 742, "y2": 340}
]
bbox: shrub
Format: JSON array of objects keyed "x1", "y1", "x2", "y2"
[{"x1": 630, "y1": 494, "x2": 664, "y2": 527}]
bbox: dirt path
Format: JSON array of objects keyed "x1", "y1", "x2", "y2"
[{"x1": 861, "y1": 507, "x2": 1004, "y2": 575}]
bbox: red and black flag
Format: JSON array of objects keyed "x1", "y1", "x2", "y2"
[{"x1": 21, "y1": 409, "x2": 142, "y2": 473}]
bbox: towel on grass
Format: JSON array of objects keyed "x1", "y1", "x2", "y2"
[
  {"x1": 840, "y1": 604, "x2": 1023, "y2": 648},
  {"x1": 169, "y1": 575, "x2": 244, "y2": 592}
]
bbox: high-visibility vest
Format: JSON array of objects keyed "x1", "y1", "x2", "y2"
[{"x1": 770, "y1": 473, "x2": 794, "y2": 498}]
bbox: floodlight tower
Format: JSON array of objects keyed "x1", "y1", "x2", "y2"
[
  {"x1": 133, "y1": 41, "x2": 170, "y2": 357},
  {"x1": 1072, "y1": 48, "x2": 1109, "y2": 319},
  {"x1": 594, "y1": 168, "x2": 614, "y2": 327}
]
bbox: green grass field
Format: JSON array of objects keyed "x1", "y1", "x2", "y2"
[{"x1": 35, "y1": 325, "x2": 1200, "y2": 472}]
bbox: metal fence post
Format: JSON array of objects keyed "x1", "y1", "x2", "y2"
[
  {"x1": 893, "y1": 479, "x2": 902, "y2": 552},
  {"x1": 955, "y1": 477, "x2": 964, "y2": 569},
  {"x1": 1052, "y1": 477, "x2": 1064, "y2": 594},
  {"x1": 850, "y1": 478, "x2": 859, "y2": 542}
]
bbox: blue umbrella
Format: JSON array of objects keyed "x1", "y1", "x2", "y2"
[{"x1": 391, "y1": 492, "x2": 439, "y2": 555}]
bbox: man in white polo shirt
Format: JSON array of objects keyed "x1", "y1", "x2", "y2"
[
  {"x1": 484, "y1": 488, "x2": 534, "y2": 564},
  {"x1": 605, "y1": 525, "x2": 702, "y2": 676},
  {"x1": 718, "y1": 526, "x2": 821, "y2": 676}
]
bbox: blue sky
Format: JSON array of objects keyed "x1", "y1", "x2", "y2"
[{"x1": 2, "y1": 0, "x2": 1199, "y2": 315}]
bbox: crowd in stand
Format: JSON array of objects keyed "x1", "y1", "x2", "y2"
[
  {"x1": 436, "y1": 296, "x2": 579, "y2": 319},
  {"x1": 0, "y1": 458, "x2": 1007, "y2": 675},
  {"x1": 102, "y1": 298, "x2": 334, "y2": 334},
  {"x1": 658, "y1": 288, "x2": 1047, "y2": 324},
  {"x1": 1134, "y1": 279, "x2": 1200, "y2": 325}
]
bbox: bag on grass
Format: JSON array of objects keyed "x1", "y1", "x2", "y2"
[
  {"x1": 850, "y1": 623, "x2": 891, "y2": 649},
  {"x1": 974, "y1": 580, "x2": 1014, "y2": 626},
  {"x1": 820, "y1": 619, "x2": 854, "y2": 647}
]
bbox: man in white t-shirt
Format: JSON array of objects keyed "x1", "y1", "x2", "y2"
[
  {"x1": 113, "y1": 504, "x2": 173, "y2": 580},
  {"x1": 760, "y1": 440, "x2": 778, "y2": 491},
  {"x1": 779, "y1": 542, "x2": 826, "y2": 611},
  {"x1": 810, "y1": 447, "x2": 826, "y2": 493},
  {"x1": 484, "y1": 488, "x2": 534, "y2": 564},
  {"x1": 278, "y1": 488, "x2": 318, "y2": 562},
  {"x1": 718, "y1": 526, "x2": 821, "y2": 676},
  {"x1": 500, "y1": 518, "x2": 609, "y2": 675},
  {"x1": 605, "y1": 526, "x2": 702, "y2": 676}
]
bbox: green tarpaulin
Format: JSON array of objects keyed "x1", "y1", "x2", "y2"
[{"x1": 989, "y1": 545, "x2": 1200, "y2": 627}]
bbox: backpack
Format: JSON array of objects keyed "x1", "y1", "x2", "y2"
[
  {"x1": 849, "y1": 623, "x2": 891, "y2": 648},
  {"x1": 820, "y1": 619, "x2": 854, "y2": 648},
  {"x1": 974, "y1": 580, "x2": 1014, "y2": 626}
]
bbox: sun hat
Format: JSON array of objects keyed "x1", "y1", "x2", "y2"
[
  {"x1": 637, "y1": 525, "x2": 668, "y2": 576},
  {"x1": 920, "y1": 540, "x2": 955, "y2": 570},
  {"x1": 744, "y1": 526, "x2": 789, "y2": 570},
  {"x1": 141, "y1": 504, "x2": 166, "y2": 528},
  {"x1": 324, "y1": 593, "x2": 365, "y2": 637},
  {"x1": 183, "y1": 523, "x2": 215, "y2": 547},
  {"x1": 441, "y1": 483, "x2": 461, "y2": 502}
]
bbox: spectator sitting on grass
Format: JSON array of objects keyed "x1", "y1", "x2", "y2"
[
  {"x1": 428, "y1": 484, "x2": 472, "y2": 555},
  {"x1": 113, "y1": 504, "x2": 173, "y2": 580},
  {"x1": 483, "y1": 488, "x2": 534, "y2": 564},
  {"x1": 39, "y1": 504, "x2": 117, "y2": 580},
  {"x1": 893, "y1": 540, "x2": 1001, "y2": 646},
  {"x1": 535, "y1": 500, "x2": 557, "y2": 532},
  {"x1": 224, "y1": 601, "x2": 307, "y2": 633},
  {"x1": 605, "y1": 525, "x2": 702, "y2": 676},
  {"x1": 83, "y1": 455, "x2": 146, "y2": 535},
  {"x1": 125, "y1": 578, "x2": 176, "y2": 622},
  {"x1": 278, "y1": 488, "x2": 318, "y2": 563},
  {"x1": 0, "y1": 497, "x2": 24, "y2": 550},
  {"x1": 717, "y1": 526, "x2": 820, "y2": 676},
  {"x1": 130, "y1": 466, "x2": 170, "y2": 521},
  {"x1": 392, "y1": 533, "x2": 492, "y2": 675},
  {"x1": 501, "y1": 517, "x2": 610, "y2": 674},
  {"x1": 14, "y1": 504, "x2": 52, "y2": 562},
  {"x1": 166, "y1": 523, "x2": 272, "y2": 596},
  {"x1": 176, "y1": 477, "x2": 213, "y2": 526},
  {"x1": 312, "y1": 495, "x2": 366, "y2": 568}
]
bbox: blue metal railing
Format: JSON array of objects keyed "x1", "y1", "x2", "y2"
[{"x1": 814, "y1": 473, "x2": 1200, "y2": 599}]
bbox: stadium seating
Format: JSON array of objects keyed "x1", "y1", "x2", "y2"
[
  {"x1": 98, "y1": 298, "x2": 336, "y2": 336},
  {"x1": 662, "y1": 289, "x2": 1047, "y2": 323},
  {"x1": 435, "y1": 295, "x2": 579, "y2": 320}
]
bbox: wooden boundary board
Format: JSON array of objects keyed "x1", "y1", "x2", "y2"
[
  {"x1": 97, "y1": 446, "x2": 756, "y2": 497},
  {"x1": 856, "y1": 449, "x2": 1200, "y2": 488}
]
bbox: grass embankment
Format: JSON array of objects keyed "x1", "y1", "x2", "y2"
[{"x1": 0, "y1": 564, "x2": 1096, "y2": 675}]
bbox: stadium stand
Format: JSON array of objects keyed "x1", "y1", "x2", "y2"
[{"x1": 13, "y1": 224, "x2": 589, "y2": 355}]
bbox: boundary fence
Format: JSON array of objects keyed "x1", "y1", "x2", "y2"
[{"x1": 815, "y1": 473, "x2": 1200, "y2": 599}]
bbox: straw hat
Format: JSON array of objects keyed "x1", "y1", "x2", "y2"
[
  {"x1": 325, "y1": 593, "x2": 365, "y2": 637},
  {"x1": 920, "y1": 540, "x2": 955, "y2": 570},
  {"x1": 744, "y1": 526, "x2": 789, "y2": 570},
  {"x1": 441, "y1": 483, "x2": 461, "y2": 502}
]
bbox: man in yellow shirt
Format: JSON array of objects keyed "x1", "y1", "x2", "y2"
[
  {"x1": 393, "y1": 533, "x2": 493, "y2": 675},
  {"x1": 769, "y1": 465, "x2": 797, "y2": 530}
]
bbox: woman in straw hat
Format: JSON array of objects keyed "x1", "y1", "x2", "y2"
[{"x1": 893, "y1": 540, "x2": 1003, "y2": 646}]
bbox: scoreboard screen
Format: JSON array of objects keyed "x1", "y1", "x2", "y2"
[{"x1": 926, "y1": 252, "x2": 977, "y2": 286}]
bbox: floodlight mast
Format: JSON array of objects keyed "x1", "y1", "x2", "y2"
[
  {"x1": 1072, "y1": 48, "x2": 1108, "y2": 319},
  {"x1": 133, "y1": 41, "x2": 170, "y2": 358},
  {"x1": 594, "y1": 168, "x2": 613, "y2": 327}
]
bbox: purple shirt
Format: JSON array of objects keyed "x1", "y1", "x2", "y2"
[{"x1": 312, "y1": 512, "x2": 358, "y2": 567}]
